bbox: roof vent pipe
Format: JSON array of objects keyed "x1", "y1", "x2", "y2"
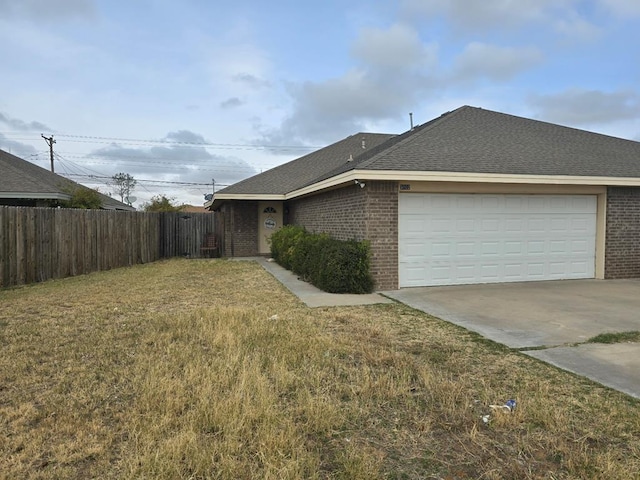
[{"x1": 409, "y1": 112, "x2": 414, "y2": 129}]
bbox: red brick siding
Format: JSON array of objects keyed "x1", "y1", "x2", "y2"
[
  {"x1": 605, "y1": 187, "x2": 640, "y2": 279},
  {"x1": 220, "y1": 201, "x2": 258, "y2": 257},
  {"x1": 288, "y1": 181, "x2": 399, "y2": 290}
]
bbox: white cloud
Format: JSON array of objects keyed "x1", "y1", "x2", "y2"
[
  {"x1": 232, "y1": 73, "x2": 271, "y2": 89},
  {"x1": 0, "y1": 0, "x2": 96, "y2": 21},
  {"x1": 400, "y1": 0, "x2": 575, "y2": 30},
  {"x1": 553, "y1": 14, "x2": 602, "y2": 41},
  {"x1": 0, "y1": 134, "x2": 38, "y2": 157},
  {"x1": 599, "y1": 0, "x2": 640, "y2": 16},
  {"x1": 220, "y1": 97, "x2": 244, "y2": 109},
  {"x1": 400, "y1": 0, "x2": 601, "y2": 42},
  {"x1": 259, "y1": 24, "x2": 438, "y2": 144},
  {"x1": 528, "y1": 88, "x2": 640, "y2": 126},
  {"x1": 0, "y1": 112, "x2": 52, "y2": 131},
  {"x1": 452, "y1": 43, "x2": 543, "y2": 81},
  {"x1": 351, "y1": 23, "x2": 438, "y2": 70},
  {"x1": 89, "y1": 130, "x2": 258, "y2": 186}
]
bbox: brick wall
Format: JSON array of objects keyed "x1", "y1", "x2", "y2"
[
  {"x1": 605, "y1": 187, "x2": 640, "y2": 279},
  {"x1": 220, "y1": 201, "x2": 258, "y2": 257},
  {"x1": 288, "y1": 186, "x2": 367, "y2": 240},
  {"x1": 288, "y1": 181, "x2": 399, "y2": 290},
  {"x1": 364, "y1": 181, "x2": 398, "y2": 291}
]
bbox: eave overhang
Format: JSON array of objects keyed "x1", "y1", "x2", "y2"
[
  {"x1": 0, "y1": 191, "x2": 71, "y2": 201},
  {"x1": 209, "y1": 170, "x2": 640, "y2": 208}
]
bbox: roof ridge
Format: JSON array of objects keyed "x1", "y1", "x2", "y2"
[{"x1": 355, "y1": 105, "x2": 471, "y2": 169}]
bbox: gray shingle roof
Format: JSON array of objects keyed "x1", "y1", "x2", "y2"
[
  {"x1": 217, "y1": 132, "x2": 394, "y2": 195},
  {"x1": 217, "y1": 105, "x2": 640, "y2": 199},
  {"x1": 358, "y1": 106, "x2": 640, "y2": 177},
  {"x1": 0, "y1": 148, "x2": 135, "y2": 210}
]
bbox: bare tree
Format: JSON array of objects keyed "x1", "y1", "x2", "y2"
[{"x1": 110, "y1": 172, "x2": 137, "y2": 204}]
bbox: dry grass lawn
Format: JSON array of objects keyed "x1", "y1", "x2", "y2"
[{"x1": 1, "y1": 259, "x2": 639, "y2": 479}]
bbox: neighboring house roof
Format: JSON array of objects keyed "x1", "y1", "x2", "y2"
[
  {"x1": 212, "y1": 105, "x2": 640, "y2": 206},
  {"x1": 0, "y1": 148, "x2": 135, "y2": 210},
  {"x1": 182, "y1": 205, "x2": 210, "y2": 213}
]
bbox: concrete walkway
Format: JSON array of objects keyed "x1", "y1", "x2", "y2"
[{"x1": 248, "y1": 257, "x2": 392, "y2": 308}]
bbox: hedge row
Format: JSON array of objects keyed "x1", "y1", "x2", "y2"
[{"x1": 270, "y1": 225, "x2": 374, "y2": 294}]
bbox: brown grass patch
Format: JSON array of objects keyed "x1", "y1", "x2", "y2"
[{"x1": 1, "y1": 259, "x2": 639, "y2": 479}]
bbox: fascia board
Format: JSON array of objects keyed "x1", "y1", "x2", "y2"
[
  {"x1": 208, "y1": 193, "x2": 285, "y2": 209},
  {"x1": 285, "y1": 170, "x2": 640, "y2": 199},
  {"x1": 0, "y1": 192, "x2": 71, "y2": 200},
  {"x1": 213, "y1": 193, "x2": 286, "y2": 201}
]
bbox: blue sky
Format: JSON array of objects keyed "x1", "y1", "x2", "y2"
[{"x1": 1, "y1": 0, "x2": 640, "y2": 206}]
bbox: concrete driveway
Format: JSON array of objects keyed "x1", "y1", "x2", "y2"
[{"x1": 383, "y1": 279, "x2": 640, "y2": 399}]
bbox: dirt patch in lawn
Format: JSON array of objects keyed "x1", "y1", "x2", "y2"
[{"x1": 1, "y1": 259, "x2": 639, "y2": 479}]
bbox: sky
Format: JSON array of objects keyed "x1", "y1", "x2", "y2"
[{"x1": 1, "y1": 0, "x2": 640, "y2": 208}]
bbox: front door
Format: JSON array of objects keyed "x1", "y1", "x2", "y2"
[{"x1": 258, "y1": 201, "x2": 283, "y2": 254}]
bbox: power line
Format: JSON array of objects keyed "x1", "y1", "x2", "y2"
[
  {"x1": 52, "y1": 152, "x2": 264, "y2": 172},
  {"x1": 55, "y1": 133, "x2": 320, "y2": 150},
  {"x1": 1, "y1": 131, "x2": 319, "y2": 151},
  {"x1": 63, "y1": 173, "x2": 219, "y2": 186}
]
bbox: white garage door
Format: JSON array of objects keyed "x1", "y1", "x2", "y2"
[{"x1": 399, "y1": 194, "x2": 597, "y2": 287}]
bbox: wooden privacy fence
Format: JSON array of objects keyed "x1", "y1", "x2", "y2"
[
  {"x1": 158, "y1": 211, "x2": 223, "y2": 258},
  {"x1": 0, "y1": 206, "x2": 222, "y2": 289}
]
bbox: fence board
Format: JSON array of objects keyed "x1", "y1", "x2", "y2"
[{"x1": 0, "y1": 207, "x2": 220, "y2": 289}]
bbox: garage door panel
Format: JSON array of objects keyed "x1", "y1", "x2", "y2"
[
  {"x1": 570, "y1": 239, "x2": 591, "y2": 254},
  {"x1": 550, "y1": 217, "x2": 570, "y2": 232},
  {"x1": 570, "y1": 260, "x2": 590, "y2": 275},
  {"x1": 431, "y1": 242, "x2": 450, "y2": 257},
  {"x1": 457, "y1": 196, "x2": 475, "y2": 209},
  {"x1": 571, "y1": 217, "x2": 595, "y2": 233},
  {"x1": 402, "y1": 217, "x2": 427, "y2": 235},
  {"x1": 456, "y1": 242, "x2": 475, "y2": 256},
  {"x1": 404, "y1": 242, "x2": 428, "y2": 260},
  {"x1": 505, "y1": 241, "x2": 523, "y2": 255},
  {"x1": 480, "y1": 263, "x2": 500, "y2": 278},
  {"x1": 456, "y1": 218, "x2": 475, "y2": 233},
  {"x1": 481, "y1": 241, "x2": 500, "y2": 255},
  {"x1": 480, "y1": 218, "x2": 500, "y2": 233},
  {"x1": 527, "y1": 240, "x2": 545, "y2": 255},
  {"x1": 527, "y1": 263, "x2": 545, "y2": 277},
  {"x1": 432, "y1": 218, "x2": 453, "y2": 233},
  {"x1": 527, "y1": 218, "x2": 547, "y2": 233},
  {"x1": 549, "y1": 239, "x2": 568, "y2": 254},
  {"x1": 399, "y1": 194, "x2": 596, "y2": 287}
]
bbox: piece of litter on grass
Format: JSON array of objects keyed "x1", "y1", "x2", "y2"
[
  {"x1": 489, "y1": 399, "x2": 516, "y2": 412},
  {"x1": 482, "y1": 415, "x2": 491, "y2": 424},
  {"x1": 490, "y1": 404, "x2": 512, "y2": 412},
  {"x1": 268, "y1": 314, "x2": 279, "y2": 320}
]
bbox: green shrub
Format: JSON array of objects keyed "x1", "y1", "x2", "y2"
[
  {"x1": 290, "y1": 232, "x2": 329, "y2": 281},
  {"x1": 314, "y1": 238, "x2": 374, "y2": 294},
  {"x1": 270, "y1": 225, "x2": 306, "y2": 270},
  {"x1": 270, "y1": 226, "x2": 374, "y2": 294}
]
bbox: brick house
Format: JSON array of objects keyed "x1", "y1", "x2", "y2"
[{"x1": 208, "y1": 106, "x2": 640, "y2": 290}]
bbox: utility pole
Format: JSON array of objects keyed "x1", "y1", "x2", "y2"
[{"x1": 41, "y1": 134, "x2": 56, "y2": 173}]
